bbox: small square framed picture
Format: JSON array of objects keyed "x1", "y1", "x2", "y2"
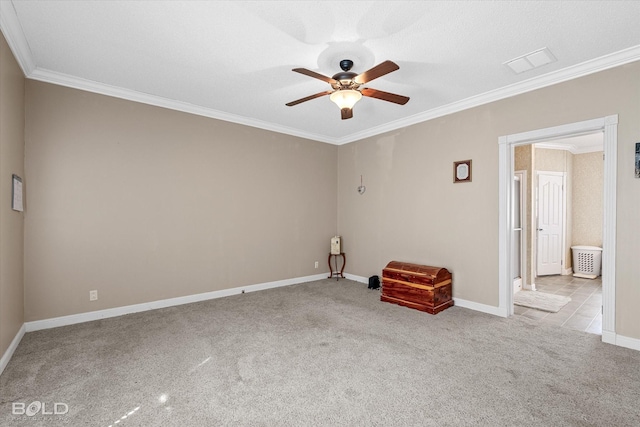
[{"x1": 453, "y1": 160, "x2": 472, "y2": 183}]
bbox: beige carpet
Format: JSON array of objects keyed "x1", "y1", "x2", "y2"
[
  {"x1": 1, "y1": 279, "x2": 638, "y2": 426},
  {"x1": 514, "y1": 290, "x2": 571, "y2": 312}
]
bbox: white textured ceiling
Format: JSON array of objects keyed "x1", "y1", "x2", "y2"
[{"x1": 2, "y1": 1, "x2": 640, "y2": 144}]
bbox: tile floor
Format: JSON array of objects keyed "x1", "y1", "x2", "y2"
[{"x1": 514, "y1": 274, "x2": 602, "y2": 335}]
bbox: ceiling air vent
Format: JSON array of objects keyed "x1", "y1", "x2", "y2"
[{"x1": 504, "y1": 47, "x2": 557, "y2": 74}]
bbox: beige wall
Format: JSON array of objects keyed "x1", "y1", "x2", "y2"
[
  {"x1": 11, "y1": 50, "x2": 640, "y2": 342},
  {"x1": 24, "y1": 81, "x2": 337, "y2": 321},
  {"x1": 338, "y1": 61, "x2": 640, "y2": 339},
  {"x1": 0, "y1": 33, "x2": 25, "y2": 357},
  {"x1": 572, "y1": 151, "x2": 604, "y2": 248},
  {"x1": 338, "y1": 111, "x2": 501, "y2": 307}
]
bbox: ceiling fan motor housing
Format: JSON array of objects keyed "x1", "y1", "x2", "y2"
[
  {"x1": 332, "y1": 59, "x2": 359, "y2": 89},
  {"x1": 339, "y1": 59, "x2": 354, "y2": 71},
  {"x1": 331, "y1": 72, "x2": 358, "y2": 88}
]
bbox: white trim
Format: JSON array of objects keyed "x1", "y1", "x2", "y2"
[
  {"x1": 1, "y1": 5, "x2": 638, "y2": 145},
  {"x1": 343, "y1": 273, "x2": 368, "y2": 284},
  {"x1": 519, "y1": 171, "x2": 528, "y2": 291},
  {"x1": 498, "y1": 135, "x2": 512, "y2": 315},
  {"x1": 513, "y1": 277, "x2": 523, "y2": 293},
  {"x1": 350, "y1": 274, "x2": 507, "y2": 318},
  {"x1": 453, "y1": 298, "x2": 505, "y2": 317},
  {"x1": 499, "y1": 115, "x2": 617, "y2": 346},
  {"x1": 602, "y1": 331, "x2": 640, "y2": 352},
  {"x1": 0, "y1": 324, "x2": 25, "y2": 376},
  {"x1": 614, "y1": 335, "x2": 640, "y2": 352},
  {"x1": 504, "y1": 117, "x2": 608, "y2": 145},
  {"x1": 349, "y1": 275, "x2": 510, "y2": 320},
  {"x1": 513, "y1": 170, "x2": 527, "y2": 293},
  {"x1": 0, "y1": 0, "x2": 35, "y2": 75},
  {"x1": 333, "y1": 46, "x2": 640, "y2": 145},
  {"x1": 602, "y1": 330, "x2": 616, "y2": 345},
  {"x1": 601, "y1": 115, "x2": 618, "y2": 337},
  {"x1": 562, "y1": 268, "x2": 573, "y2": 276},
  {"x1": 25, "y1": 273, "x2": 327, "y2": 332},
  {"x1": 27, "y1": 68, "x2": 338, "y2": 145}
]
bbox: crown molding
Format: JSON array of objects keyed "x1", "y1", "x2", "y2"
[
  {"x1": 2, "y1": 1, "x2": 639, "y2": 146},
  {"x1": 336, "y1": 45, "x2": 640, "y2": 145},
  {"x1": 0, "y1": 0, "x2": 35, "y2": 75},
  {"x1": 27, "y1": 68, "x2": 338, "y2": 144}
]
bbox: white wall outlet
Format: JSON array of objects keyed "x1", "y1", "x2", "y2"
[
  {"x1": 89, "y1": 290, "x2": 98, "y2": 301},
  {"x1": 315, "y1": 261, "x2": 319, "y2": 269}
]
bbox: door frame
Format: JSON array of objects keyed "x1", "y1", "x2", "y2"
[
  {"x1": 513, "y1": 171, "x2": 527, "y2": 292},
  {"x1": 498, "y1": 115, "x2": 617, "y2": 345},
  {"x1": 535, "y1": 170, "x2": 566, "y2": 277}
]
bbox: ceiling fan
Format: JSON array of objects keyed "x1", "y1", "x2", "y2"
[{"x1": 286, "y1": 59, "x2": 409, "y2": 120}]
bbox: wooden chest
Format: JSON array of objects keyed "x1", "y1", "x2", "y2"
[{"x1": 380, "y1": 261, "x2": 454, "y2": 314}]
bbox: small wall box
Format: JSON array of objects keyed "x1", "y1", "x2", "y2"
[{"x1": 331, "y1": 236, "x2": 341, "y2": 255}]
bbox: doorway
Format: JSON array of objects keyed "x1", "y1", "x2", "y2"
[
  {"x1": 514, "y1": 139, "x2": 604, "y2": 334},
  {"x1": 498, "y1": 115, "x2": 618, "y2": 345}
]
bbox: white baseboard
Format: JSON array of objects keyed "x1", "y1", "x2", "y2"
[
  {"x1": 343, "y1": 273, "x2": 368, "y2": 284},
  {"x1": 347, "y1": 275, "x2": 505, "y2": 317},
  {"x1": 25, "y1": 273, "x2": 328, "y2": 332},
  {"x1": 453, "y1": 298, "x2": 505, "y2": 317},
  {"x1": 602, "y1": 329, "x2": 616, "y2": 345},
  {"x1": 602, "y1": 330, "x2": 640, "y2": 351},
  {"x1": 562, "y1": 268, "x2": 573, "y2": 276},
  {"x1": 0, "y1": 324, "x2": 26, "y2": 376},
  {"x1": 513, "y1": 277, "x2": 523, "y2": 293},
  {"x1": 615, "y1": 334, "x2": 640, "y2": 351},
  {"x1": 19, "y1": 272, "x2": 640, "y2": 356}
]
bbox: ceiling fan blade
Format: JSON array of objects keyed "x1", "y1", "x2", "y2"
[
  {"x1": 340, "y1": 108, "x2": 353, "y2": 120},
  {"x1": 361, "y1": 88, "x2": 410, "y2": 105},
  {"x1": 286, "y1": 91, "x2": 333, "y2": 107},
  {"x1": 354, "y1": 60, "x2": 399, "y2": 84},
  {"x1": 292, "y1": 68, "x2": 337, "y2": 85}
]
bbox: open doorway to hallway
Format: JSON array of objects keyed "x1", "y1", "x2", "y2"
[
  {"x1": 512, "y1": 133, "x2": 604, "y2": 335},
  {"x1": 499, "y1": 115, "x2": 618, "y2": 345}
]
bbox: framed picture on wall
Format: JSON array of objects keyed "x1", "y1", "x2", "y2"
[
  {"x1": 636, "y1": 142, "x2": 640, "y2": 178},
  {"x1": 453, "y1": 160, "x2": 472, "y2": 183}
]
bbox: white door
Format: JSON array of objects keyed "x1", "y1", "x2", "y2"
[{"x1": 536, "y1": 172, "x2": 564, "y2": 276}]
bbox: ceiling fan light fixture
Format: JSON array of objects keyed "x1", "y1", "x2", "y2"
[
  {"x1": 286, "y1": 60, "x2": 408, "y2": 119},
  {"x1": 329, "y1": 89, "x2": 362, "y2": 110}
]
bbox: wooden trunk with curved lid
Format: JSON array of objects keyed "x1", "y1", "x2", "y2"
[{"x1": 381, "y1": 261, "x2": 454, "y2": 314}]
